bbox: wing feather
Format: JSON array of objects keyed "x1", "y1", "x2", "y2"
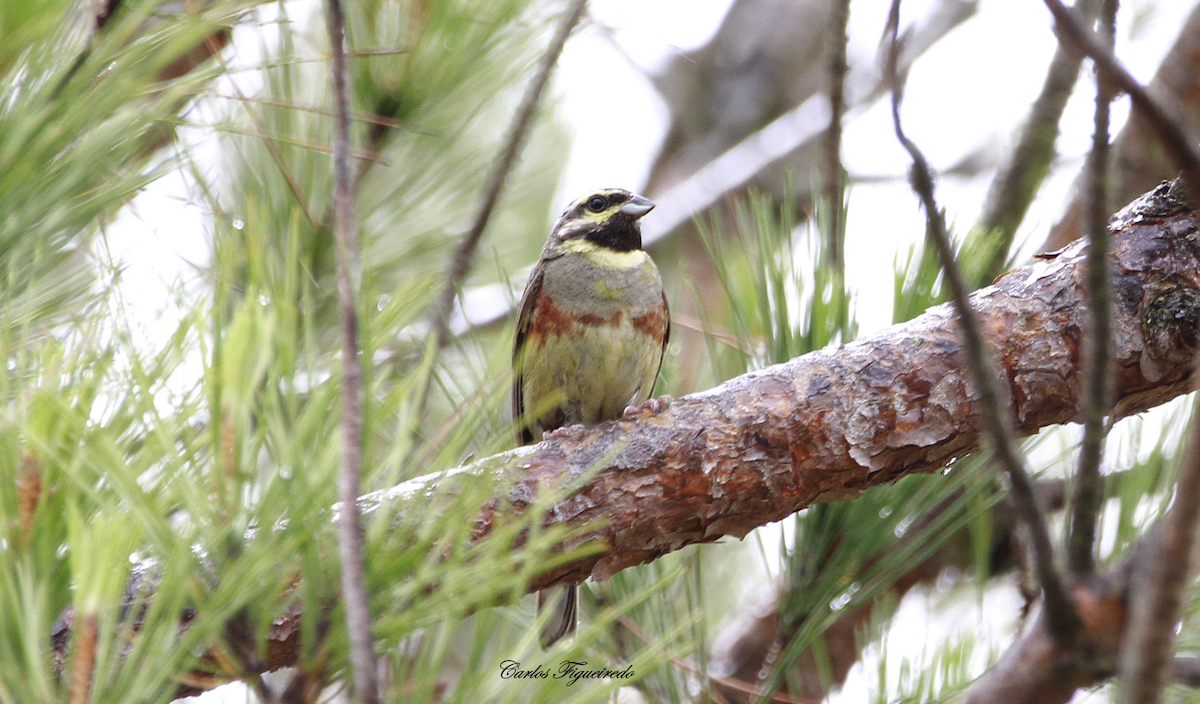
[
  {"x1": 652, "y1": 291, "x2": 670, "y2": 392},
  {"x1": 512, "y1": 263, "x2": 546, "y2": 446}
]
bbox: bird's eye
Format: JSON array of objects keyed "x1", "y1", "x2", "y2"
[{"x1": 586, "y1": 195, "x2": 607, "y2": 212}]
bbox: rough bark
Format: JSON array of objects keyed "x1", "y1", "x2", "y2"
[{"x1": 57, "y1": 182, "x2": 1200, "y2": 699}]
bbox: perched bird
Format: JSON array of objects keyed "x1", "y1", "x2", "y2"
[{"x1": 512, "y1": 187, "x2": 670, "y2": 648}]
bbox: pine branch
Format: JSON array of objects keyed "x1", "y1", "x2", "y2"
[
  {"x1": 57, "y1": 181, "x2": 1200, "y2": 700},
  {"x1": 709, "y1": 478, "x2": 1072, "y2": 702},
  {"x1": 961, "y1": 510, "x2": 1194, "y2": 704}
]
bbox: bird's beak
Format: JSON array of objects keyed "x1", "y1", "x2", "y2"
[{"x1": 619, "y1": 194, "x2": 656, "y2": 218}]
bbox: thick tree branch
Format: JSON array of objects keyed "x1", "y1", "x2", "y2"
[
  {"x1": 58, "y1": 183, "x2": 1200, "y2": 698},
  {"x1": 372, "y1": 181, "x2": 1200, "y2": 600}
]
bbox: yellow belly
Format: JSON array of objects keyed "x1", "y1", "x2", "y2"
[{"x1": 521, "y1": 319, "x2": 661, "y2": 437}]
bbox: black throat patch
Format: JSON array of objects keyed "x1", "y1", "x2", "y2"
[{"x1": 584, "y1": 214, "x2": 642, "y2": 252}]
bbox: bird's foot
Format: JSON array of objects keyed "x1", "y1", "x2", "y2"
[
  {"x1": 623, "y1": 395, "x2": 673, "y2": 417},
  {"x1": 543, "y1": 424, "x2": 587, "y2": 440}
]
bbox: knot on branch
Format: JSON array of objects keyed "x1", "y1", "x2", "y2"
[{"x1": 1141, "y1": 287, "x2": 1200, "y2": 365}]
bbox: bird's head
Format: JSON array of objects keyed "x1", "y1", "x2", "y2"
[{"x1": 548, "y1": 188, "x2": 656, "y2": 252}]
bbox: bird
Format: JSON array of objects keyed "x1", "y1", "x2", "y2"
[{"x1": 512, "y1": 187, "x2": 670, "y2": 648}]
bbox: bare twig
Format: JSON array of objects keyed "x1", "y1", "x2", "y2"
[
  {"x1": 325, "y1": 0, "x2": 379, "y2": 701},
  {"x1": 978, "y1": 0, "x2": 1100, "y2": 281},
  {"x1": 885, "y1": 0, "x2": 1080, "y2": 642},
  {"x1": 428, "y1": 0, "x2": 589, "y2": 347},
  {"x1": 1067, "y1": 0, "x2": 1117, "y2": 579},
  {"x1": 823, "y1": 0, "x2": 851, "y2": 270},
  {"x1": 1041, "y1": 0, "x2": 1200, "y2": 193}
]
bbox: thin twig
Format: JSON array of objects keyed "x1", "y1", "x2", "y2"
[
  {"x1": 823, "y1": 0, "x2": 851, "y2": 270},
  {"x1": 1041, "y1": 0, "x2": 1200, "y2": 192},
  {"x1": 211, "y1": 93, "x2": 407, "y2": 130},
  {"x1": 187, "y1": 122, "x2": 387, "y2": 164},
  {"x1": 825, "y1": 0, "x2": 852, "y2": 338},
  {"x1": 325, "y1": 0, "x2": 379, "y2": 702},
  {"x1": 1067, "y1": 0, "x2": 1117, "y2": 579},
  {"x1": 427, "y1": 0, "x2": 589, "y2": 347},
  {"x1": 884, "y1": 0, "x2": 1081, "y2": 643},
  {"x1": 978, "y1": 0, "x2": 1100, "y2": 282},
  {"x1": 1172, "y1": 657, "x2": 1200, "y2": 688}
]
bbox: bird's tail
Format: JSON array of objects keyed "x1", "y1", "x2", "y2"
[{"x1": 536, "y1": 584, "x2": 578, "y2": 649}]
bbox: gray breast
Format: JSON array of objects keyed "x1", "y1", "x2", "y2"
[{"x1": 540, "y1": 252, "x2": 663, "y2": 317}]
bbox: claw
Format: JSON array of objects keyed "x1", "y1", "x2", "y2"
[
  {"x1": 543, "y1": 424, "x2": 586, "y2": 440},
  {"x1": 623, "y1": 395, "x2": 673, "y2": 418}
]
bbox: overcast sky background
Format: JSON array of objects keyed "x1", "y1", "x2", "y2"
[{"x1": 131, "y1": 0, "x2": 1196, "y2": 700}]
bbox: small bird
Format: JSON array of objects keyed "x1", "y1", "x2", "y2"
[{"x1": 512, "y1": 187, "x2": 670, "y2": 648}]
